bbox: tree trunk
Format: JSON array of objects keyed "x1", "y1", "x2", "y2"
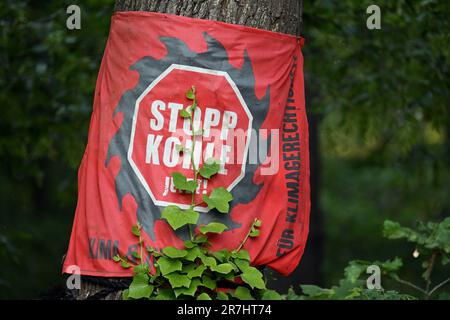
[
  {"x1": 114, "y1": 0, "x2": 301, "y2": 35},
  {"x1": 73, "y1": 0, "x2": 308, "y2": 300}
]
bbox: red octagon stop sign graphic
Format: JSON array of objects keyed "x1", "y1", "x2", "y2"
[{"x1": 128, "y1": 64, "x2": 253, "y2": 212}]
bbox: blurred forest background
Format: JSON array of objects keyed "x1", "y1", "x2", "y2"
[{"x1": 0, "y1": 0, "x2": 448, "y2": 299}]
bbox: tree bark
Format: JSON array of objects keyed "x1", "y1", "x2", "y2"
[
  {"x1": 114, "y1": 0, "x2": 301, "y2": 35},
  {"x1": 72, "y1": 0, "x2": 308, "y2": 300}
]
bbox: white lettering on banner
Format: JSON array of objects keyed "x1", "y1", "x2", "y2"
[
  {"x1": 148, "y1": 100, "x2": 238, "y2": 135},
  {"x1": 168, "y1": 102, "x2": 183, "y2": 132},
  {"x1": 162, "y1": 136, "x2": 181, "y2": 168},
  {"x1": 127, "y1": 64, "x2": 254, "y2": 211},
  {"x1": 145, "y1": 134, "x2": 162, "y2": 164},
  {"x1": 203, "y1": 108, "x2": 220, "y2": 138},
  {"x1": 150, "y1": 100, "x2": 165, "y2": 131},
  {"x1": 163, "y1": 176, "x2": 209, "y2": 197},
  {"x1": 220, "y1": 145, "x2": 232, "y2": 174},
  {"x1": 144, "y1": 99, "x2": 240, "y2": 173},
  {"x1": 220, "y1": 111, "x2": 238, "y2": 140}
]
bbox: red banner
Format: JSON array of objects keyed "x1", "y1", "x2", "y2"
[{"x1": 63, "y1": 12, "x2": 310, "y2": 277}]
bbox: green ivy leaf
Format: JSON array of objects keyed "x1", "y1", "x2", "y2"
[
  {"x1": 197, "y1": 293, "x2": 212, "y2": 300},
  {"x1": 122, "y1": 289, "x2": 130, "y2": 300},
  {"x1": 249, "y1": 229, "x2": 260, "y2": 237},
  {"x1": 181, "y1": 263, "x2": 196, "y2": 274},
  {"x1": 131, "y1": 251, "x2": 140, "y2": 260},
  {"x1": 223, "y1": 271, "x2": 237, "y2": 281},
  {"x1": 199, "y1": 222, "x2": 228, "y2": 234},
  {"x1": 131, "y1": 225, "x2": 140, "y2": 237},
  {"x1": 203, "y1": 187, "x2": 233, "y2": 213},
  {"x1": 200, "y1": 255, "x2": 217, "y2": 268},
  {"x1": 228, "y1": 261, "x2": 239, "y2": 272},
  {"x1": 146, "y1": 247, "x2": 162, "y2": 258},
  {"x1": 300, "y1": 285, "x2": 335, "y2": 299},
  {"x1": 164, "y1": 272, "x2": 191, "y2": 289},
  {"x1": 216, "y1": 292, "x2": 229, "y2": 300},
  {"x1": 187, "y1": 265, "x2": 207, "y2": 279},
  {"x1": 152, "y1": 251, "x2": 162, "y2": 258},
  {"x1": 185, "y1": 247, "x2": 203, "y2": 262},
  {"x1": 161, "y1": 205, "x2": 199, "y2": 230},
  {"x1": 133, "y1": 264, "x2": 149, "y2": 274},
  {"x1": 231, "y1": 250, "x2": 251, "y2": 261},
  {"x1": 121, "y1": 260, "x2": 132, "y2": 269},
  {"x1": 184, "y1": 240, "x2": 196, "y2": 249},
  {"x1": 201, "y1": 275, "x2": 216, "y2": 290},
  {"x1": 241, "y1": 267, "x2": 266, "y2": 289},
  {"x1": 162, "y1": 246, "x2": 188, "y2": 258},
  {"x1": 344, "y1": 261, "x2": 367, "y2": 283},
  {"x1": 112, "y1": 255, "x2": 121, "y2": 262},
  {"x1": 157, "y1": 256, "x2": 182, "y2": 275},
  {"x1": 234, "y1": 258, "x2": 250, "y2": 272},
  {"x1": 153, "y1": 288, "x2": 176, "y2": 300},
  {"x1": 186, "y1": 87, "x2": 195, "y2": 100},
  {"x1": 180, "y1": 109, "x2": 191, "y2": 118},
  {"x1": 234, "y1": 286, "x2": 255, "y2": 300},
  {"x1": 150, "y1": 267, "x2": 161, "y2": 282},
  {"x1": 254, "y1": 219, "x2": 262, "y2": 227},
  {"x1": 211, "y1": 263, "x2": 234, "y2": 274},
  {"x1": 213, "y1": 250, "x2": 231, "y2": 262},
  {"x1": 261, "y1": 289, "x2": 282, "y2": 300},
  {"x1": 128, "y1": 273, "x2": 153, "y2": 299},
  {"x1": 193, "y1": 234, "x2": 209, "y2": 244},
  {"x1": 199, "y1": 158, "x2": 220, "y2": 179},
  {"x1": 174, "y1": 279, "x2": 201, "y2": 297},
  {"x1": 172, "y1": 172, "x2": 198, "y2": 193}
]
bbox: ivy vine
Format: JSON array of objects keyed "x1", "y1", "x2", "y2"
[{"x1": 113, "y1": 86, "x2": 281, "y2": 300}]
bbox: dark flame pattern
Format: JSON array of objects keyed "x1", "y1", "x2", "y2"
[{"x1": 106, "y1": 33, "x2": 271, "y2": 240}]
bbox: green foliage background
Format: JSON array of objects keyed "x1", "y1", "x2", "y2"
[
  {"x1": 303, "y1": 0, "x2": 449, "y2": 293},
  {"x1": 0, "y1": 0, "x2": 448, "y2": 298}
]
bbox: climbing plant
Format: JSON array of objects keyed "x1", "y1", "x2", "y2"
[{"x1": 113, "y1": 86, "x2": 282, "y2": 300}]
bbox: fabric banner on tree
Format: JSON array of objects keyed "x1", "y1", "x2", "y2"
[{"x1": 63, "y1": 12, "x2": 310, "y2": 277}]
